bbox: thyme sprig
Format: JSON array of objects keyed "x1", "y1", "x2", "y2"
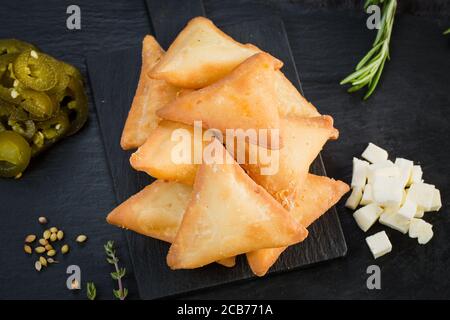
[
  {"x1": 87, "y1": 282, "x2": 97, "y2": 300},
  {"x1": 444, "y1": 28, "x2": 450, "y2": 35},
  {"x1": 341, "y1": 0, "x2": 397, "y2": 99},
  {"x1": 104, "y1": 241, "x2": 128, "y2": 300}
]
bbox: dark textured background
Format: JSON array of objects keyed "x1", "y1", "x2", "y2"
[{"x1": 0, "y1": 0, "x2": 449, "y2": 299}]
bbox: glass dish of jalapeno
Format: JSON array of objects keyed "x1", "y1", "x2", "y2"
[{"x1": 0, "y1": 39, "x2": 88, "y2": 178}]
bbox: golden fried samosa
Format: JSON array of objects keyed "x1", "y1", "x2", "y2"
[
  {"x1": 166, "y1": 140, "x2": 308, "y2": 269},
  {"x1": 246, "y1": 174, "x2": 350, "y2": 276},
  {"x1": 120, "y1": 36, "x2": 181, "y2": 150},
  {"x1": 106, "y1": 180, "x2": 236, "y2": 267},
  {"x1": 242, "y1": 115, "x2": 339, "y2": 204},
  {"x1": 275, "y1": 71, "x2": 320, "y2": 118},
  {"x1": 149, "y1": 17, "x2": 262, "y2": 89},
  {"x1": 157, "y1": 53, "x2": 283, "y2": 149},
  {"x1": 130, "y1": 120, "x2": 205, "y2": 185}
]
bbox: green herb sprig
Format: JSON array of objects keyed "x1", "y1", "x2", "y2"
[
  {"x1": 104, "y1": 241, "x2": 128, "y2": 300},
  {"x1": 444, "y1": 28, "x2": 450, "y2": 35},
  {"x1": 87, "y1": 282, "x2": 97, "y2": 300},
  {"x1": 341, "y1": 0, "x2": 397, "y2": 99}
]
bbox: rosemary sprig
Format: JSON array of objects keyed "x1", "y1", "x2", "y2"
[
  {"x1": 341, "y1": 0, "x2": 397, "y2": 100},
  {"x1": 87, "y1": 282, "x2": 97, "y2": 300},
  {"x1": 444, "y1": 28, "x2": 450, "y2": 35},
  {"x1": 104, "y1": 241, "x2": 128, "y2": 300}
]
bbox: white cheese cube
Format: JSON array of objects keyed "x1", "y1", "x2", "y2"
[
  {"x1": 429, "y1": 189, "x2": 442, "y2": 212},
  {"x1": 409, "y1": 218, "x2": 424, "y2": 238},
  {"x1": 414, "y1": 207, "x2": 424, "y2": 218},
  {"x1": 345, "y1": 187, "x2": 363, "y2": 210},
  {"x1": 379, "y1": 208, "x2": 411, "y2": 234},
  {"x1": 372, "y1": 175, "x2": 403, "y2": 207},
  {"x1": 418, "y1": 225, "x2": 434, "y2": 245},
  {"x1": 397, "y1": 198, "x2": 418, "y2": 220},
  {"x1": 362, "y1": 143, "x2": 389, "y2": 164},
  {"x1": 395, "y1": 158, "x2": 414, "y2": 188},
  {"x1": 401, "y1": 189, "x2": 407, "y2": 205},
  {"x1": 367, "y1": 160, "x2": 395, "y2": 184},
  {"x1": 353, "y1": 203, "x2": 383, "y2": 232},
  {"x1": 360, "y1": 184, "x2": 374, "y2": 205},
  {"x1": 407, "y1": 165, "x2": 423, "y2": 186},
  {"x1": 409, "y1": 218, "x2": 433, "y2": 244},
  {"x1": 365, "y1": 231, "x2": 392, "y2": 259},
  {"x1": 351, "y1": 158, "x2": 369, "y2": 189},
  {"x1": 407, "y1": 183, "x2": 435, "y2": 211}
]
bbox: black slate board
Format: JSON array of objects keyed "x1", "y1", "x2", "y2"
[{"x1": 87, "y1": 16, "x2": 347, "y2": 299}]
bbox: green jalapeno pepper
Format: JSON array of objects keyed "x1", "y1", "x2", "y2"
[
  {"x1": 13, "y1": 50, "x2": 58, "y2": 91},
  {"x1": 16, "y1": 88, "x2": 56, "y2": 120},
  {"x1": 0, "y1": 39, "x2": 38, "y2": 56},
  {"x1": 63, "y1": 77, "x2": 88, "y2": 136},
  {"x1": 31, "y1": 112, "x2": 70, "y2": 156},
  {"x1": 0, "y1": 130, "x2": 31, "y2": 178}
]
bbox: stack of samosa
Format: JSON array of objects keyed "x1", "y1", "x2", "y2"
[{"x1": 108, "y1": 17, "x2": 349, "y2": 276}]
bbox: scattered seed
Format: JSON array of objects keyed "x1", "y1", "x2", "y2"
[
  {"x1": 61, "y1": 244, "x2": 69, "y2": 254},
  {"x1": 39, "y1": 238, "x2": 48, "y2": 246},
  {"x1": 45, "y1": 244, "x2": 53, "y2": 251},
  {"x1": 13, "y1": 79, "x2": 19, "y2": 87},
  {"x1": 24, "y1": 245, "x2": 32, "y2": 254},
  {"x1": 47, "y1": 258, "x2": 58, "y2": 264},
  {"x1": 14, "y1": 172, "x2": 22, "y2": 179},
  {"x1": 39, "y1": 256, "x2": 47, "y2": 267},
  {"x1": 50, "y1": 233, "x2": 57, "y2": 242},
  {"x1": 35, "y1": 261, "x2": 42, "y2": 272},
  {"x1": 47, "y1": 249, "x2": 56, "y2": 257},
  {"x1": 35, "y1": 246, "x2": 45, "y2": 254},
  {"x1": 57, "y1": 230, "x2": 64, "y2": 240},
  {"x1": 50, "y1": 227, "x2": 58, "y2": 233},
  {"x1": 76, "y1": 235, "x2": 88, "y2": 243},
  {"x1": 43, "y1": 230, "x2": 51, "y2": 240},
  {"x1": 38, "y1": 217, "x2": 48, "y2": 225},
  {"x1": 25, "y1": 234, "x2": 36, "y2": 243}
]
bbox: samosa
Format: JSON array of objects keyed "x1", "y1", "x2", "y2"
[{"x1": 121, "y1": 36, "x2": 181, "y2": 150}]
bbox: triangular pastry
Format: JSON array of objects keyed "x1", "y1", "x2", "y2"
[
  {"x1": 106, "y1": 179, "x2": 236, "y2": 267},
  {"x1": 246, "y1": 174, "x2": 350, "y2": 276},
  {"x1": 149, "y1": 17, "x2": 263, "y2": 89},
  {"x1": 166, "y1": 140, "x2": 308, "y2": 269},
  {"x1": 130, "y1": 120, "x2": 204, "y2": 185},
  {"x1": 275, "y1": 71, "x2": 320, "y2": 118},
  {"x1": 157, "y1": 53, "x2": 283, "y2": 149},
  {"x1": 242, "y1": 115, "x2": 339, "y2": 204},
  {"x1": 121, "y1": 36, "x2": 180, "y2": 150}
]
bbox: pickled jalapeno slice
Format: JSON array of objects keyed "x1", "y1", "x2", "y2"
[
  {"x1": 13, "y1": 50, "x2": 58, "y2": 91},
  {"x1": 0, "y1": 130, "x2": 31, "y2": 178}
]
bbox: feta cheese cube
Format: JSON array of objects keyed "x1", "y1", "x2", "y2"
[
  {"x1": 407, "y1": 183, "x2": 435, "y2": 211},
  {"x1": 379, "y1": 208, "x2": 410, "y2": 234},
  {"x1": 397, "y1": 198, "x2": 418, "y2": 220},
  {"x1": 372, "y1": 175, "x2": 403, "y2": 207},
  {"x1": 409, "y1": 218, "x2": 433, "y2": 245},
  {"x1": 351, "y1": 158, "x2": 369, "y2": 189},
  {"x1": 360, "y1": 184, "x2": 374, "y2": 206},
  {"x1": 345, "y1": 187, "x2": 363, "y2": 210},
  {"x1": 365, "y1": 231, "x2": 392, "y2": 259},
  {"x1": 367, "y1": 160, "x2": 395, "y2": 184},
  {"x1": 353, "y1": 203, "x2": 383, "y2": 232},
  {"x1": 395, "y1": 158, "x2": 414, "y2": 188},
  {"x1": 414, "y1": 207, "x2": 424, "y2": 218},
  {"x1": 362, "y1": 143, "x2": 389, "y2": 164},
  {"x1": 429, "y1": 189, "x2": 442, "y2": 212},
  {"x1": 418, "y1": 225, "x2": 434, "y2": 245},
  {"x1": 407, "y1": 165, "x2": 423, "y2": 186}
]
